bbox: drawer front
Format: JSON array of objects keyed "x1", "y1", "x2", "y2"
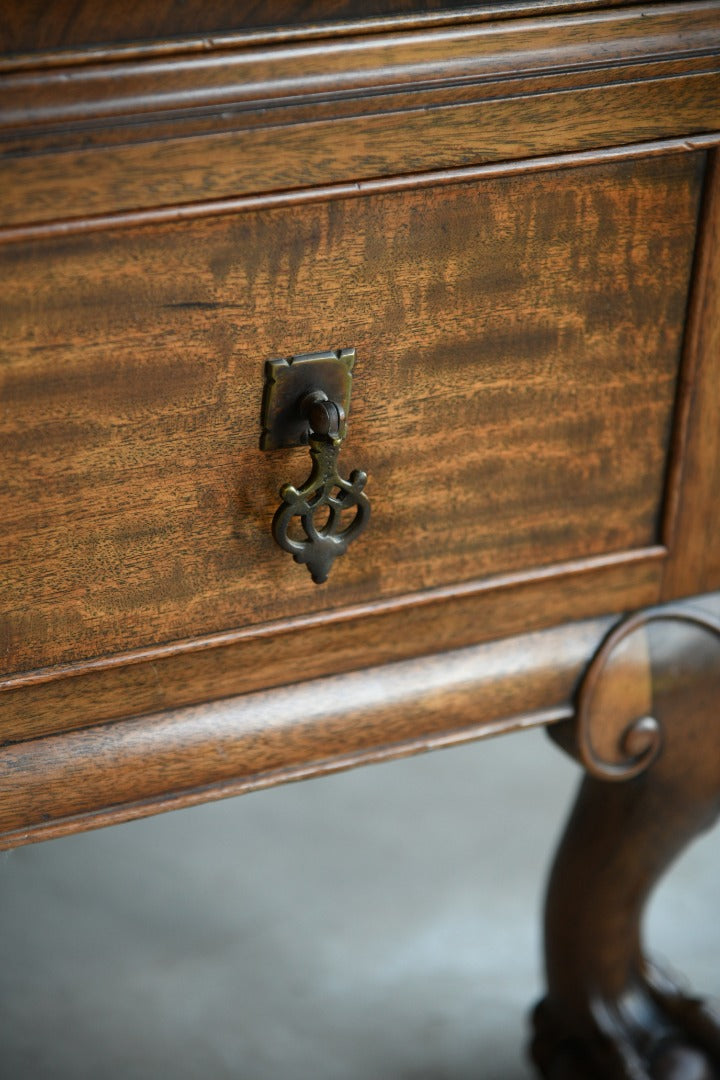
[{"x1": 0, "y1": 151, "x2": 704, "y2": 678}]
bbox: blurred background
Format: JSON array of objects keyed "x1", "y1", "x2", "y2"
[{"x1": 0, "y1": 726, "x2": 718, "y2": 1079}]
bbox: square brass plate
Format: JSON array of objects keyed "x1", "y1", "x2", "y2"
[{"x1": 260, "y1": 348, "x2": 355, "y2": 450}]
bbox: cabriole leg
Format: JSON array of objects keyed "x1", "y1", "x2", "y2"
[{"x1": 532, "y1": 608, "x2": 720, "y2": 1080}]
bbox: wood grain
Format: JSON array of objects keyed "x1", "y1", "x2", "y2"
[
  {"x1": 1, "y1": 3, "x2": 718, "y2": 227},
  {"x1": 662, "y1": 150, "x2": 720, "y2": 600},
  {"x1": 6, "y1": 5, "x2": 719, "y2": 134},
  {"x1": 4, "y1": 76, "x2": 717, "y2": 228},
  {"x1": 2, "y1": 590, "x2": 717, "y2": 850},
  {"x1": 0, "y1": 153, "x2": 700, "y2": 680},
  {"x1": 535, "y1": 601, "x2": 720, "y2": 1077},
  {"x1": 3, "y1": 137, "x2": 717, "y2": 247},
  {"x1": 0, "y1": 0, "x2": 677, "y2": 61},
  {"x1": 0, "y1": 1, "x2": 718, "y2": 910},
  {"x1": 0, "y1": 614, "x2": 609, "y2": 849},
  {"x1": 0, "y1": 548, "x2": 664, "y2": 744}
]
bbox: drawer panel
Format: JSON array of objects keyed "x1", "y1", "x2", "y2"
[{"x1": 0, "y1": 151, "x2": 704, "y2": 676}]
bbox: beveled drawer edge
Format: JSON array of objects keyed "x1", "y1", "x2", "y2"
[
  {"x1": 3, "y1": 68, "x2": 720, "y2": 229},
  {"x1": 0, "y1": 1, "x2": 657, "y2": 74},
  {"x1": 5, "y1": 589, "x2": 718, "y2": 851},
  {"x1": 0, "y1": 547, "x2": 665, "y2": 745},
  {"x1": 5, "y1": 3, "x2": 717, "y2": 136},
  {"x1": 0, "y1": 614, "x2": 609, "y2": 849},
  {"x1": 1, "y1": 544, "x2": 666, "y2": 692},
  {"x1": 661, "y1": 149, "x2": 720, "y2": 599},
  {"x1": 2, "y1": 134, "x2": 719, "y2": 245}
]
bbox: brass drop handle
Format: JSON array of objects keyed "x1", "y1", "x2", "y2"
[
  {"x1": 272, "y1": 390, "x2": 370, "y2": 584},
  {"x1": 260, "y1": 349, "x2": 370, "y2": 584}
]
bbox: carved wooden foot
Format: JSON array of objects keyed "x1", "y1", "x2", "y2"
[{"x1": 531, "y1": 607, "x2": 720, "y2": 1080}]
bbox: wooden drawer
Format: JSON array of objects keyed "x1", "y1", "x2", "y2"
[
  {"x1": 0, "y1": 151, "x2": 703, "y2": 679},
  {"x1": 6, "y1": 17, "x2": 720, "y2": 1072},
  {"x1": 1, "y1": 0, "x2": 720, "y2": 847}
]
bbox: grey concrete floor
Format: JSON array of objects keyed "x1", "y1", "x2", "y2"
[{"x1": 0, "y1": 727, "x2": 718, "y2": 1080}]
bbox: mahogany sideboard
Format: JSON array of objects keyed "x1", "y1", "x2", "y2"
[{"x1": 2, "y1": 2, "x2": 720, "y2": 1076}]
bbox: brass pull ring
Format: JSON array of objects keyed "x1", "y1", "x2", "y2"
[
  {"x1": 272, "y1": 391, "x2": 370, "y2": 584},
  {"x1": 260, "y1": 349, "x2": 370, "y2": 584}
]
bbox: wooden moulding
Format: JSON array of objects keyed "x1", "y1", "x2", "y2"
[
  {"x1": 1, "y1": 2, "x2": 719, "y2": 227},
  {"x1": 0, "y1": 1, "x2": 666, "y2": 66},
  {"x1": 2, "y1": 150, "x2": 692, "y2": 692},
  {"x1": 4, "y1": 589, "x2": 716, "y2": 850},
  {"x1": 0, "y1": 613, "x2": 609, "y2": 850},
  {"x1": 5, "y1": 589, "x2": 720, "y2": 851},
  {"x1": 4, "y1": 4, "x2": 719, "y2": 132},
  {"x1": 3, "y1": 135, "x2": 718, "y2": 247},
  {"x1": 662, "y1": 150, "x2": 720, "y2": 600},
  {"x1": 0, "y1": 549, "x2": 664, "y2": 745}
]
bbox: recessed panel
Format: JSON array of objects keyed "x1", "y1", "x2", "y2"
[{"x1": 0, "y1": 151, "x2": 704, "y2": 674}]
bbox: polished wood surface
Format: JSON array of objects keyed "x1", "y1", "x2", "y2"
[
  {"x1": 2, "y1": 591, "x2": 719, "y2": 853},
  {"x1": 0, "y1": 152, "x2": 701, "y2": 680},
  {"x1": 1, "y1": 4, "x2": 718, "y2": 228},
  {"x1": 0, "y1": 0, "x2": 652, "y2": 57},
  {"x1": 0, "y1": 613, "x2": 603, "y2": 848},
  {"x1": 534, "y1": 613, "x2": 720, "y2": 1078},
  {"x1": 662, "y1": 152, "x2": 720, "y2": 601},
  {"x1": 0, "y1": 0, "x2": 718, "y2": 845},
  {"x1": 0, "y1": 0, "x2": 719, "y2": 821},
  {"x1": 0, "y1": 550, "x2": 662, "y2": 743},
  {"x1": 2, "y1": 4, "x2": 720, "y2": 1071}
]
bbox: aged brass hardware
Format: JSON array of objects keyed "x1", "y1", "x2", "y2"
[
  {"x1": 260, "y1": 348, "x2": 355, "y2": 450},
  {"x1": 260, "y1": 349, "x2": 370, "y2": 584}
]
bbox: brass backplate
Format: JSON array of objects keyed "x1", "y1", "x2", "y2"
[{"x1": 260, "y1": 348, "x2": 355, "y2": 450}]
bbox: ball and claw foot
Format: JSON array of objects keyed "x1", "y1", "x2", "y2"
[{"x1": 531, "y1": 965, "x2": 720, "y2": 1079}]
